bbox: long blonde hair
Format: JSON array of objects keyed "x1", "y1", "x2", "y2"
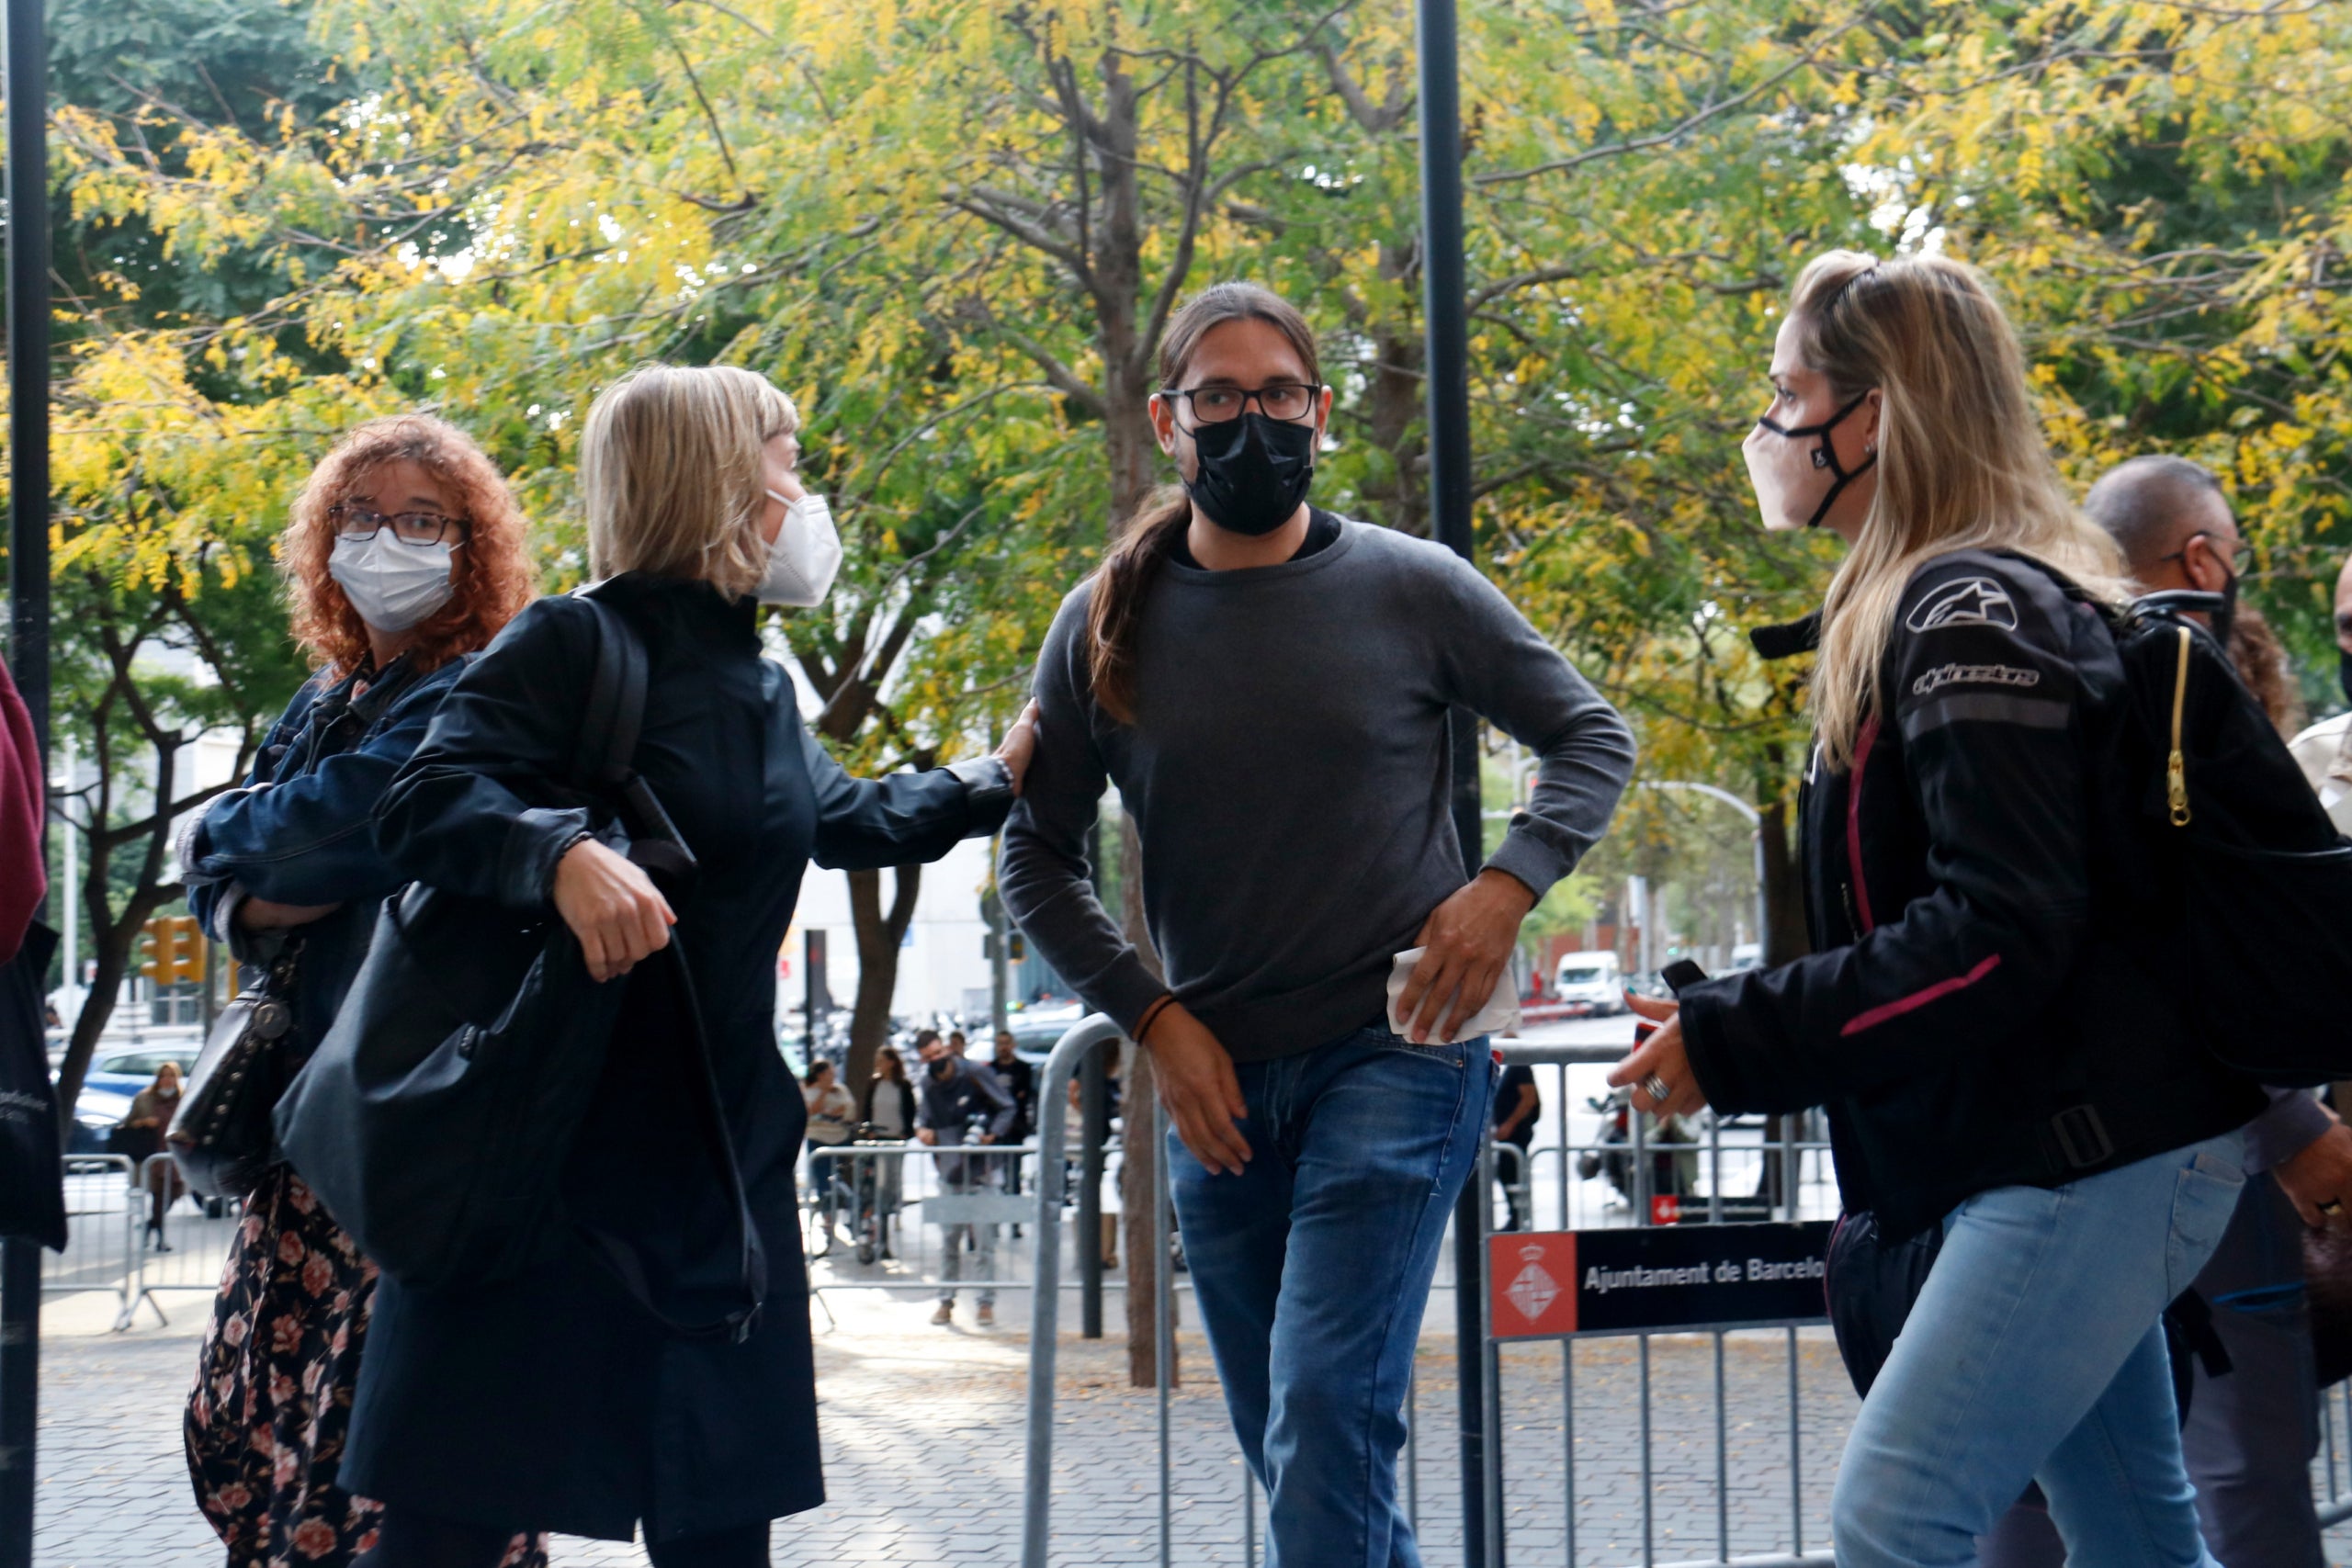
[
  {"x1": 580, "y1": 365, "x2": 798, "y2": 600},
  {"x1": 1797, "y1": 251, "x2": 2128, "y2": 769}
]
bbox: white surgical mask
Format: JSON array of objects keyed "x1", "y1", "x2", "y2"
[
  {"x1": 756, "y1": 491, "x2": 842, "y2": 607},
  {"x1": 328, "y1": 533, "x2": 456, "y2": 632}
]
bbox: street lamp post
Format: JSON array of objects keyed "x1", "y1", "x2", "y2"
[
  {"x1": 1412, "y1": 0, "x2": 1491, "y2": 1561},
  {"x1": 1638, "y1": 781, "x2": 1767, "y2": 964},
  {"x1": 0, "y1": 1, "x2": 48, "y2": 1562}
]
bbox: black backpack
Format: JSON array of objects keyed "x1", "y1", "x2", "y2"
[
  {"x1": 274, "y1": 592, "x2": 767, "y2": 1340},
  {"x1": 2102, "y1": 586, "x2": 2352, "y2": 1086}
]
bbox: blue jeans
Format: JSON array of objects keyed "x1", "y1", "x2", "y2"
[
  {"x1": 1167, "y1": 1026, "x2": 1494, "y2": 1568},
  {"x1": 1835, "y1": 1130, "x2": 2247, "y2": 1568}
]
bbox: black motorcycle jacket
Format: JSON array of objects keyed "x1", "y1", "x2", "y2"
[{"x1": 1679, "y1": 549, "x2": 2261, "y2": 1242}]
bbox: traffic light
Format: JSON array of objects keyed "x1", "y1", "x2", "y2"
[{"x1": 138, "y1": 915, "x2": 205, "y2": 987}]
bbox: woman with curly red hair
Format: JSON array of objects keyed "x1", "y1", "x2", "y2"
[{"x1": 178, "y1": 413, "x2": 542, "y2": 1568}]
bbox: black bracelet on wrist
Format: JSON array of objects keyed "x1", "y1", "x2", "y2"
[{"x1": 1133, "y1": 994, "x2": 1177, "y2": 1046}]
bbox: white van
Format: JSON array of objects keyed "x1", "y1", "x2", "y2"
[{"x1": 1552, "y1": 950, "x2": 1625, "y2": 1016}]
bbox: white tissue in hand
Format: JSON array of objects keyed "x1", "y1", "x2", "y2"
[{"x1": 1385, "y1": 947, "x2": 1521, "y2": 1043}]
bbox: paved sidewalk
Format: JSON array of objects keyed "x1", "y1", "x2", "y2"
[{"x1": 31, "y1": 1271, "x2": 2352, "y2": 1565}]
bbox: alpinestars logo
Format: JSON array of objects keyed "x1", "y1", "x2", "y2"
[
  {"x1": 1911, "y1": 662, "x2": 2041, "y2": 697},
  {"x1": 1905, "y1": 576, "x2": 2018, "y2": 633}
]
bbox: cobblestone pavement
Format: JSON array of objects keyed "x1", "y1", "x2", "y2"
[
  {"x1": 40, "y1": 1279, "x2": 1861, "y2": 1568},
  {"x1": 30, "y1": 1181, "x2": 2352, "y2": 1567}
]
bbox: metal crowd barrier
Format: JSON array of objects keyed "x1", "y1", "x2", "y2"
[
  {"x1": 1020, "y1": 1021, "x2": 1849, "y2": 1568},
  {"x1": 800, "y1": 1135, "x2": 1136, "y2": 1322},
  {"x1": 2312, "y1": 1383, "x2": 2352, "y2": 1529},
  {"x1": 36, "y1": 1156, "x2": 236, "y2": 1331},
  {"x1": 40, "y1": 1156, "x2": 138, "y2": 1328},
  {"x1": 124, "y1": 1154, "x2": 238, "y2": 1327},
  {"x1": 1472, "y1": 1043, "x2": 1834, "y2": 1568}
]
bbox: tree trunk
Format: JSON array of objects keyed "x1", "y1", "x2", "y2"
[
  {"x1": 1117, "y1": 810, "x2": 1177, "y2": 1387},
  {"x1": 1359, "y1": 241, "x2": 1430, "y2": 536},
  {"x1": 1089, "y1": 52, "x2": 1160, "y2": 534},
  {"x1": 1757, "y1": 777, "x2": 1808, "y2": 968},
  {"x1": 842, "y1": 864, "x2": 921, "y2": 1100}
]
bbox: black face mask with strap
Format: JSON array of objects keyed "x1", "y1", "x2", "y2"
[{"x1": 1756, "y1": 391, "x2": 1879, "y2": 529}]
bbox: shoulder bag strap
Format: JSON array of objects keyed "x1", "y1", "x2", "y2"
[
  {"x1": 568, "y1": 593, "x2": 767, "y2": 1343},
  {"x1": 572, "y1": 593, "x2": 647, "y2": 793}
]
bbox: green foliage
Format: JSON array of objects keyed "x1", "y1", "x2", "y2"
[{"x1": 37, "y1": 0, "x2": 2352, "y2": 1058}]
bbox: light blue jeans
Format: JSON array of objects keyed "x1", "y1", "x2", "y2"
[
  {"x1": 1835, "y1": 1130, "x2": 2248, "y2": 1568},
  {"x1": 1168, "y1": 1025, "x2": 1494, "y2": 1568}
]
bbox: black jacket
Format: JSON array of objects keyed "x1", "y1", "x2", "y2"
[
  {"x1": 1679, "y1": 550, "x2": 2260, "y2": 1242},
  {"x1": 184, "y1": 656, "x2": 469, "y2": 1077},
  {"x1": 344, "y1": 574, "x2": 1011, "y2": 1540}
]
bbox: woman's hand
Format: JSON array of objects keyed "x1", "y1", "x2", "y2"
[
  {"x1": 237, "y1": 897, "x2": 344, "y2": 931},
  {"x1": 1144, "y1": 1001, "x2": 1251, "y2": 1176},
  {"x1": 553, "y1": 838, "x2": 675, "y2": 983},
  {"x1": 1396, "y1": 869, "x2": 1536, "y2": 1043},
  {"x1": 1606, "y1": 991, "x2": 1711, "y2": 1119},
  {"x1": 995, "y1": 702, "x2": 1041, "y2": 796}
]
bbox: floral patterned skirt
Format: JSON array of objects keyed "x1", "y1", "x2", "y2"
[{"x1": 184, "y1": 1166, "x2": 548, "y2": 1568}]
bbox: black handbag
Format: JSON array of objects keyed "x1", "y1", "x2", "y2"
[
  {"x1": 167, "y1": 940, "x2": 300, "y2": 1200},
  {"x1": 0, "y1": 922, "x2": 65, "y2": 1249},
  {"x1": 274, "y1": 593, "x2": 766, "y2": 1341}
]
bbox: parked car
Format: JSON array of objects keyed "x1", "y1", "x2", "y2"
[
  {"x1": 1553, "y1": 951, "x2": 1627, "y2": 1017},
  {"x1": 62, "y1": 1085, "x2": 136, "y2": 1156},
  {"x1": 1001, "y1": 1003, "x2": 1088, "y2": 1064},
  {"x1": 83, "y1": 1046, "x2": 198, "y2": 1100}
]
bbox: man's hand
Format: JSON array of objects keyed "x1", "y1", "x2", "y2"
[
  {"x1": 1605, "y1": 992, "x2": 1710, "y2": 1119},
  {"x1": 2275, "y1": 1119, "x2": 2352, "y2": 1228},
  {"x1": 916, "y1": 1127, "x2": 937, "y2": 1146},
  {"x1": 1143, "y1": 1001, "x2": 1251, "y2": 1176},
  {"x1": 1396, "y1": 869, "x2": 1537, "y2": 1043},
  {"x1": 237, "y1": 897, "x2": 343, "y2": 931},
  {"x1": 553, "y1": 838, "x2": 675, "y2": 983}
]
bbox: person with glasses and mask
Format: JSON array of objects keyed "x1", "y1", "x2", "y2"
[
  {"x1": 1001, "y1": 281, "x2": 1634, "y2": 1565},
  {"x1": 178, "y1": 414, "x2": 541, "y2": 1568}
]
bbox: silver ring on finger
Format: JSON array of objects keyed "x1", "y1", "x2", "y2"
[{"x1": 1640, "y1": 1073, "x2": 1671, "y2": 1106}]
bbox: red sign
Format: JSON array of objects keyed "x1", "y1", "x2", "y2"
[
  {"x1": 1488, "y1": 1233, "x2": 1578, "y2": 1339},
  {"x1": 1650, "y1": 1194, "x2": 1682, "y2": 1226}
]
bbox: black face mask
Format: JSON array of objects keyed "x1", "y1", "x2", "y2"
[
  {"x1": 2339, "y1": 646, "x2": 2352, "y2": 708},
  {"x1": 2211, "y1": 566, "x2": 2239, "y2": 649},
  {"x1": 1755, "y1": 391, "x2": 1878, "y2": 529},
  {"x1": 928, "y1": 1057, "x2": 954, "y2": 1080},
  {"x1": 1182, "y1": 412, "x2": 1317, "y2": 537}
]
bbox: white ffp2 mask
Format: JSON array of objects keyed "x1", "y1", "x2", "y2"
[
  {"x1": 757, "y1": 492, "x2": 842, "y2": 607},
  {"x1": 328, "y1": 533, "x2": 456, "y2": 633}
]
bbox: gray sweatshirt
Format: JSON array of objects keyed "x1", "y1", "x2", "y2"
[{"x1": 1000, "y1": 516, "x2": 1636, "y2": 1063}]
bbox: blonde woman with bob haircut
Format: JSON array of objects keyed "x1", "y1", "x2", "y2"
[
  {"x1": 345, "y1": 365, "x2": 1036, "y2": 1568},
  {"x1": 1612, "y1": 253, "x2": 2260, "y2": 1565}
]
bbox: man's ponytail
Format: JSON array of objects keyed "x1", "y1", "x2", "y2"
[
  {"x1": 1087, "y1": 490, "x2": 1192, "y2": 725},
  {"x1": 1080, "y1": 281, "x2": 1323, "y2": 727}
]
